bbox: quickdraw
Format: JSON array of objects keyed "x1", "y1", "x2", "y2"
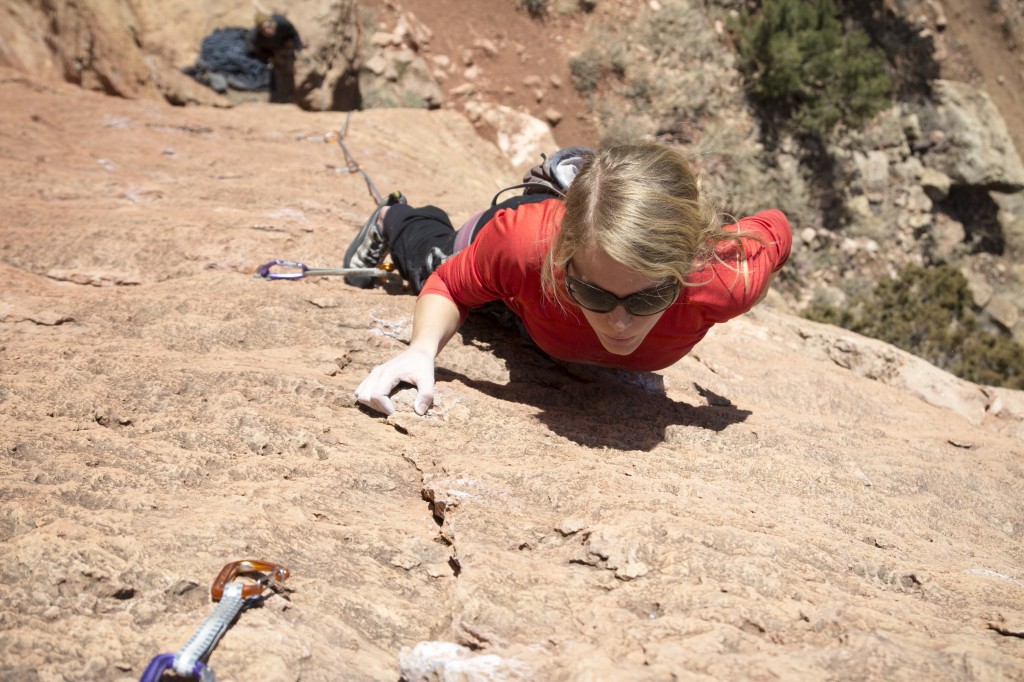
[
  {"x1": 254, "y1": 259, "x2": 393, "y2": 281},
  {"x1": 256, "y1": 113, "x2": 393, "y2": 282},
  {"x1": 139, "y1": 559, "x2": 290, "y2": 682}
]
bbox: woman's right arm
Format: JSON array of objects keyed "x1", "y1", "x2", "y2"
[{"x1": 354, "y1": 293, "x2": 462, "y2": 416}]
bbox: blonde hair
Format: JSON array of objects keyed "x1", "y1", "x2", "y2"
[{"x1": 541, "y1": 143, "x2": 752, "y2": 305}]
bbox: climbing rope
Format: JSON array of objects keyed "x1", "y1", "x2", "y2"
[
  {"x1": 139, "y1": 560, "x2": 290, "y2": 682},
  {"x1": 326, "y1": 110, "x2": 383, "y2": 204},
  {"x1": 255, "y1": 112, "x2": 393, "y2": 282}
]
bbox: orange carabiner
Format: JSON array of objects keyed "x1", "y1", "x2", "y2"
[{"x1": 210, "y1": 559, "x2": 290, "y2": 601}]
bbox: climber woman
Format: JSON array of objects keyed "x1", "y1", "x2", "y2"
[{"x1": 344, "y1": 142, "x2": 792, "y2": 416}]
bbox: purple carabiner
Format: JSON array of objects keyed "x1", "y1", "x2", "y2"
[
  {"x1": 139, "y1": 653, "x2": 212, "y2": 681},
  {"x1": 256, "y1": 260, "x2": 308, "y2": 280}
]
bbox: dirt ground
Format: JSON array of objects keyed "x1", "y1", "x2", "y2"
[
  {"x1": 937, "y1": 0, "x2": 1024, "y2": 158},
  {"x1": 2, "y1": 69, "x2": 1024, "y2": 680},
  {"x1": 392, "y1": 0, "x2": 1024, "y2": 154},
  {"x1": 393, "y1": 0, "x2": 605, "y2": 148},
  {"x1": 937, "y1": 0, "x2": 1024, "y2": 155}
]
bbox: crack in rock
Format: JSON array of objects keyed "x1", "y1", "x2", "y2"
[{"x1": 405, "y1": 454, "x2": 461, "y2": 579}]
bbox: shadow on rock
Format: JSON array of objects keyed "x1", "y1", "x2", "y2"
[{"x1": 442, "y1": 314, "x2": 751, "y2": 451}]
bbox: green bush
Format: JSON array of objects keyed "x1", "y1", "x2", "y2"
[
  {"x1": 729, "y1": 0, "x2": 892, "y2": 140},
  {"x1": 569, "y1": 48, "x2": 608, "y2": 94},
  {"x1": 805, "y1": 264, "x2": 1024, "y2": 389}
]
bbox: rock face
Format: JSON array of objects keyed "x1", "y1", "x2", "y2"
[
  {"x1": 2, "y1": 72, "x2": 1024, "y2": 681},
  {"x1": 358, "y1": 11, "x2": 442, "y2": 111},
  {"x1": 921, "y1": 80, "x2": 1024, "y2": 193},
  {"x1": 0, "y1": 0, "x2": 160, "y2": 98},
  {"x1": 819, "y1": 83, "x2": 1024, "y2": 343},
  {"x1": 0, "y1": 0, "x2": 368, "y2": 111}
]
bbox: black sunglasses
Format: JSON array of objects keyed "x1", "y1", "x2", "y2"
[{"x1": 565, "y1": 268, "x2": 680, "y2": 316}]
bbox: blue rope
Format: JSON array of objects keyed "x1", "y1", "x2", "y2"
[{"x1": 195, "y1": 28, "x2": 270, "y2": 91}]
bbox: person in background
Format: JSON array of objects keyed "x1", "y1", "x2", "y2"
[
  {"x1": 183, "y1": 4, "x2": 302, "y2": 101},
  {"x1": 248, "y1": 8, "x2": 304, "y2": 102}
]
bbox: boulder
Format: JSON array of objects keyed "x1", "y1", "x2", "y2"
[
  {"x1": 462, "y1": 102, "x2": 558, "y2": 178},
  {"x1": 919, "y1": 80, "x2": 1024, "y2": 192}
]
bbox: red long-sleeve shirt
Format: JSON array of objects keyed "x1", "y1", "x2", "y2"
[{"x1": 420, "y1": 198, "x2": 792, "y2": 371}]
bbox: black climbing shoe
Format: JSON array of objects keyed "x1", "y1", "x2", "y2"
[{"x1": 343, "y1": 191, "x2": 406, "y2": 288}]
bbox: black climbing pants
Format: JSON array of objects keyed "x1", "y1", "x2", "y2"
[
  {"x1": 383, "y1": 194, "x2": 551, "y2": 294},
  {"x1": 383, "y1": 204, "x2": 458, "y2": 293}
]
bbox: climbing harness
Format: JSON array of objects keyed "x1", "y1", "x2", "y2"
[
  {"x1": 256, "y1": 112, "x2": 393, "y2": 282},
  {"x1": 254, "y1": 259, "x2": 393, "y2": 281},
  {"x1": 139, "y1": 559, "x2": 290, "y2": 682}
]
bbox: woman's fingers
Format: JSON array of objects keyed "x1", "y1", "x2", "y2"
[
  {"x1": 354, "y1": 350, "x2": 435, "y2": 416},
  {"x1": 355, "y1": 365, "x2": 398, "y2": 415},
  {"x1": 413, "y1": 379, "x2": 434, "y2": 415}
]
